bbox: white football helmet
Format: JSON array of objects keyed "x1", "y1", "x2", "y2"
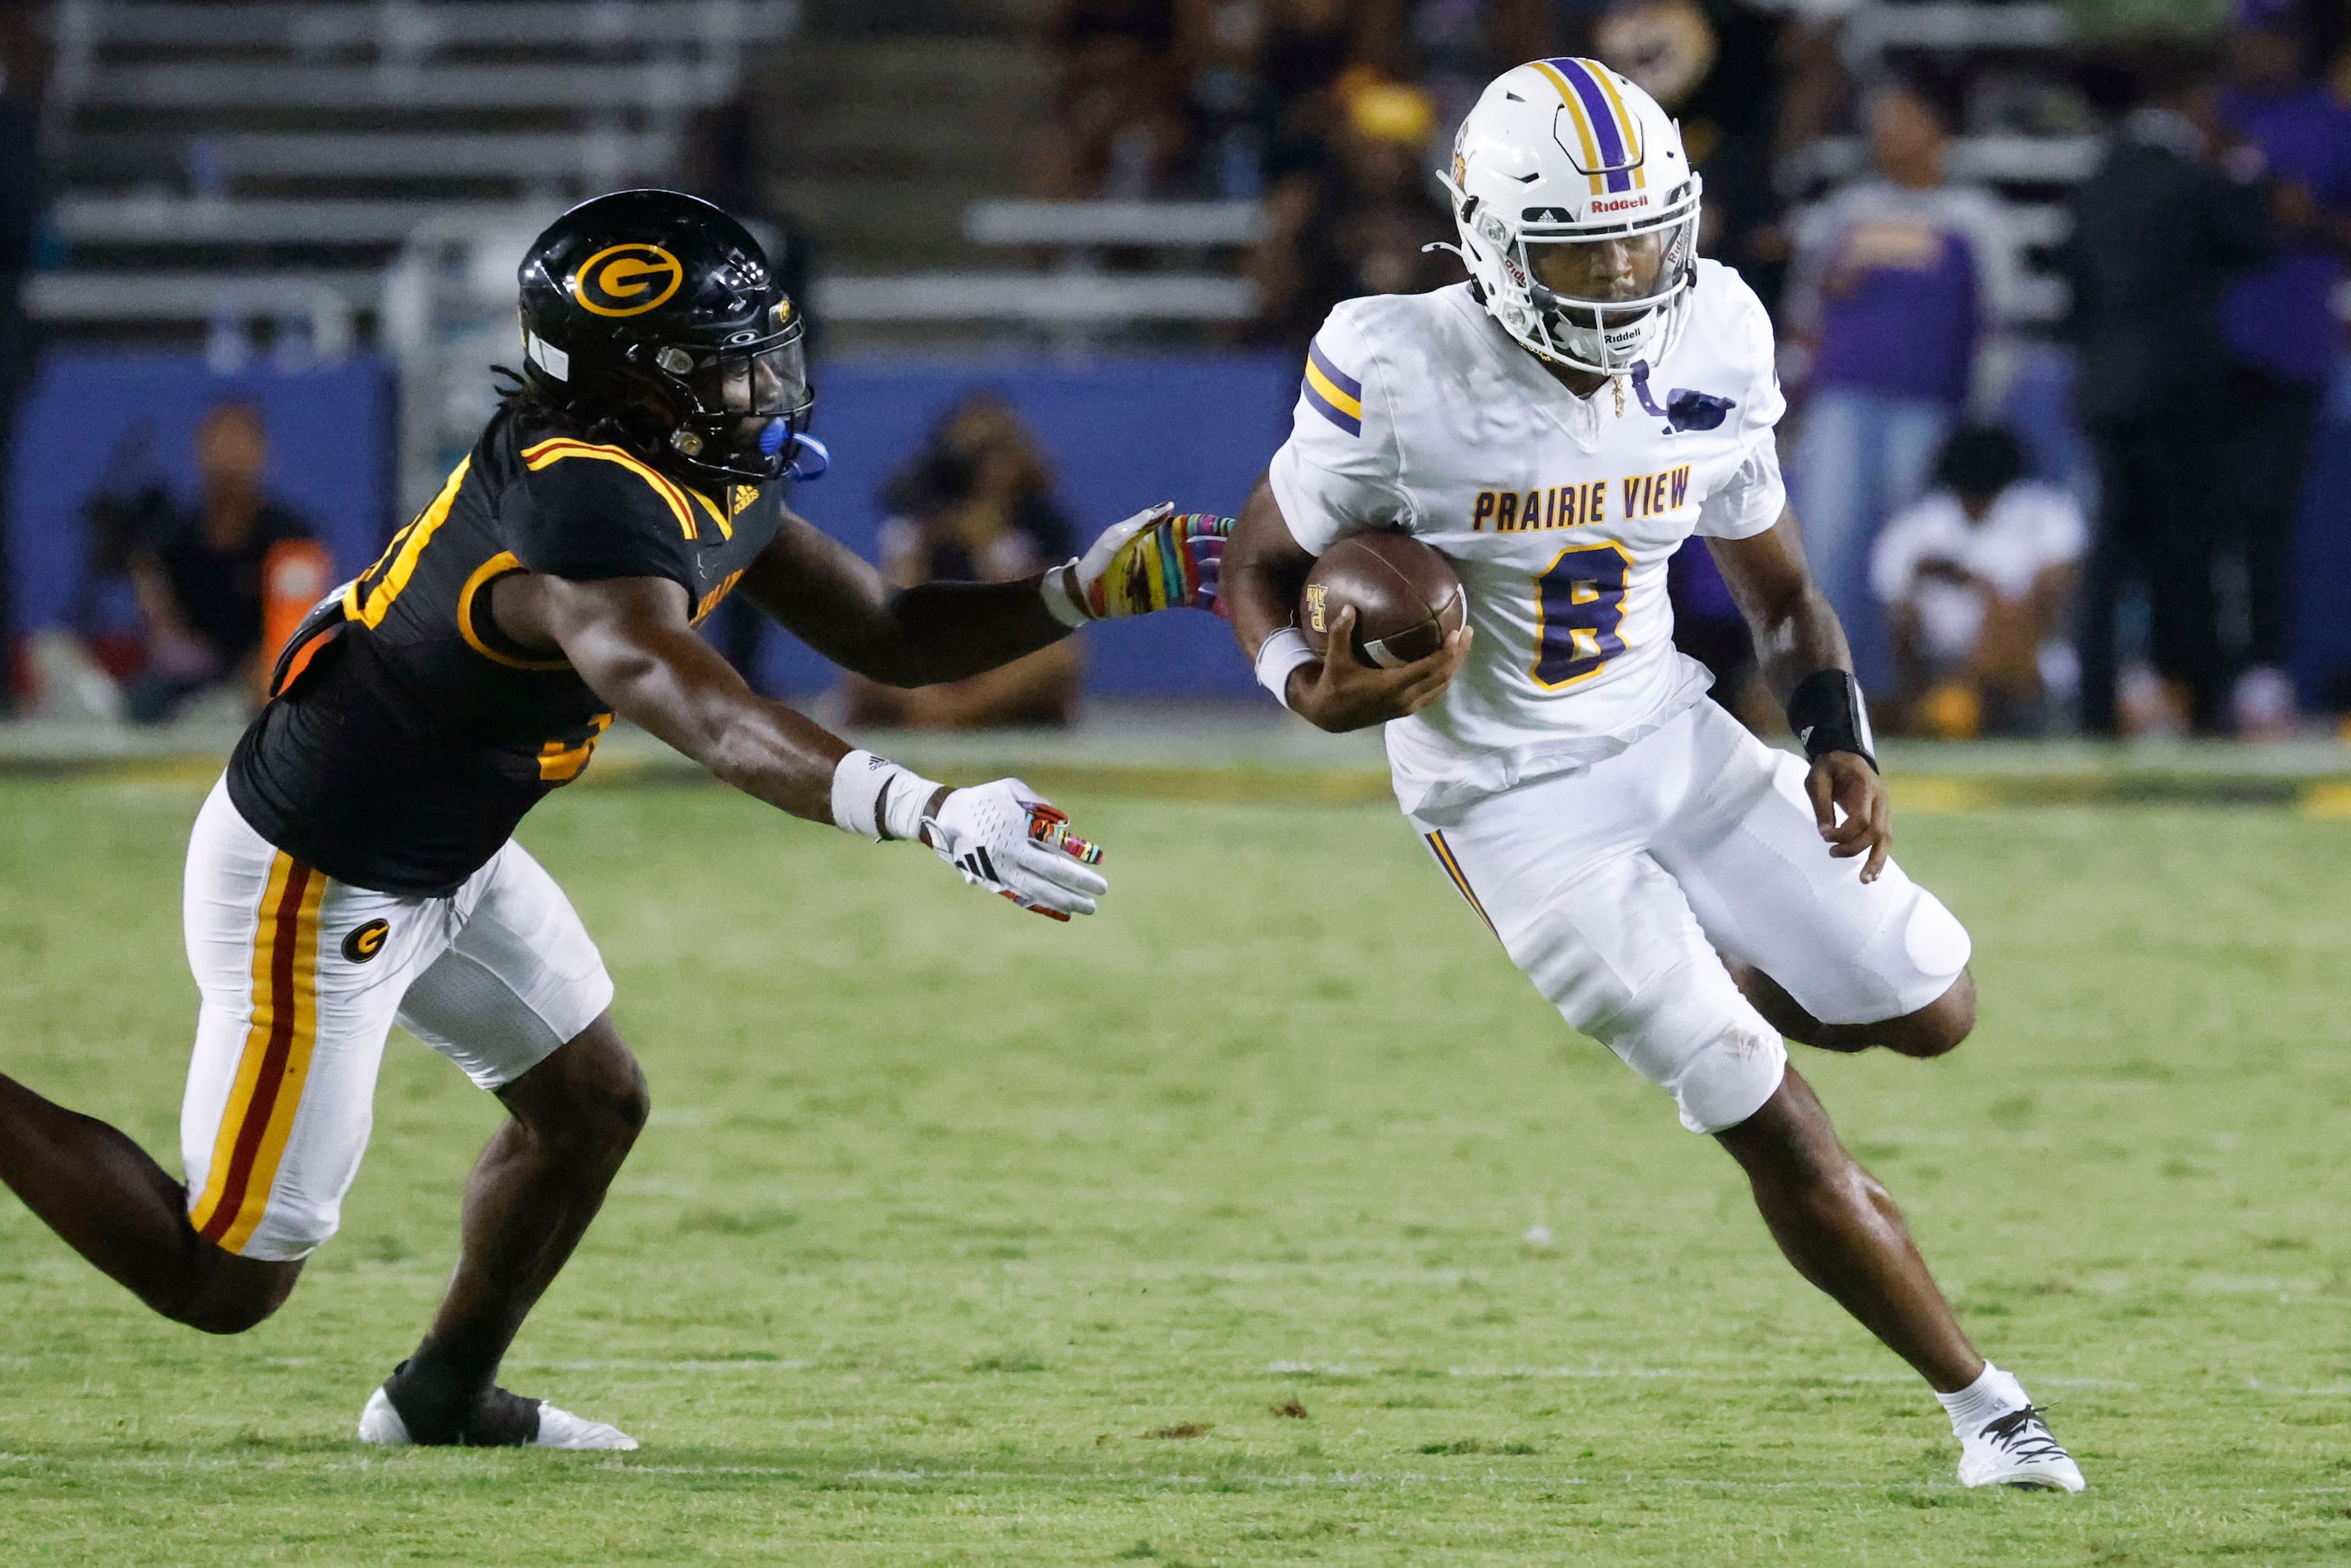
[{"x1": 1438, "y1": 58, "x2": 1702, "y2": 377}]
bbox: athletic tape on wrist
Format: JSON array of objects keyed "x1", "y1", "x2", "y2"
[
  {"x1": 1255, "y1": 627, "x2": 1316, "y2": 711},
  {"x1": 831, "y1": 751, "x2": 940, "y2": 841},
  {"x1": 1786, "y1": 670, "x2": 1877, "y2": 771},
  {"x1": 1039, "y1": 561, "x2": 1089, "y2": 628},
  {"x1": 880, "y1": 771, "x2": 937, "y2": 845}
]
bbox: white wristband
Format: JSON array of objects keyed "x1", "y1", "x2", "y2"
[
  {"x1": 1039, "y1": 560, "x2": 1089, "y2": 628},
  {"x1": 830, "y1": 751, "x2": 941, "y2": 842},
  {"x1": 1254, "y1": 626, "x2": 1317, "y2": 711}
]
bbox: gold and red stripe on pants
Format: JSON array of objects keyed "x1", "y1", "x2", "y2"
[{"x1": 189, "y1": 852, "x2": 327, "y2": 1253}]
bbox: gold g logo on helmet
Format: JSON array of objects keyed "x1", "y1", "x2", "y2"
[{"x1": 571, "y1": 243, "x2": 685, "y2": 317}]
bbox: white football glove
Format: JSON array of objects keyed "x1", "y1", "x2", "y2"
[{"x1": 922, "y1": 779, "x2": 1108, "y2": 921}]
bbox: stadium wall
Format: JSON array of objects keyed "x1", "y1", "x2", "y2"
[
  {"x1": 5, "y1": 352, "x2": 1298, "y2": 701},
  {"x1": 11, "y1": 350, "x2": 2350, "y2": 706},
  {"x1": 7, "y1": 353, "x2": 398, "y2": 645}
]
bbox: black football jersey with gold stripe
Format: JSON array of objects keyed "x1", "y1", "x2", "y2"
[{"x1": 225, "y1": 403, "x2": 784, "y2": 896}]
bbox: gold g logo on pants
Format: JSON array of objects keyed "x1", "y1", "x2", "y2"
[{"x1": 341, "y1": 918, "x2": 391, "y2": 964}]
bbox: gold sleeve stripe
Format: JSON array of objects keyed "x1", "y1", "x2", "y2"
[
  {"x1": 523, "y1": 438, "x2": 696, "y2": 539},
  {"x1": 346, "y1": 457, "x2": 471, "y2": 629},
  {"x1": 1302, "y1": 355, "x2": 1363, "y2": 422},
  {"x1": 1424, "y1": 832, "x2": 1499, "y2": 939},
  {"x1": 458, "y1": 550, "x2": 571, "y2": 670},
  {"x1": 688, "y1": 485, "x2": 731, "y2": 541},
  {"x1": 190, "y1": 852, "x2": 328, "y2": 1254}
]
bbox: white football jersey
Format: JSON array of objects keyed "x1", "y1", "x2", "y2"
[{"x1": 1268, "y1": 262, "x2": 1787, "y2": 820}]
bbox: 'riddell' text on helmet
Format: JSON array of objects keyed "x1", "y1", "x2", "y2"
[
  {"x1": 1439, "y1": 58, "x2": 1702, "y2": 377},
  {"x1": 516, "y1": 190, "x2": 814, "y2": 488}
]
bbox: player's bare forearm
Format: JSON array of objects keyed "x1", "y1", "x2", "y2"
[
  {"x1": 492, "y1": 572, "x2": 849, "y2": 823},
  {"x1": 1705, "y1": 511, "x2": 1853, "y2": 704},
  {"x1": 1226, "y1": 475, "x2": 1316, "y2": 661},
  {"x1": 740, "y1": 514, "x2": 1073, "y2": 687}
]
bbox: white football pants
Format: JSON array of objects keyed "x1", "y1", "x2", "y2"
[
  {"x1": 1409, "y1": 699, "x2": 1971, "y2": 1133},
  {"x1": 178, "y1": 778, "x2": 614, "y2": 1260}
]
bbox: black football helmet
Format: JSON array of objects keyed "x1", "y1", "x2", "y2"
[{"x1": 517, "y1": 189, "x2": 813, "y2": 487}]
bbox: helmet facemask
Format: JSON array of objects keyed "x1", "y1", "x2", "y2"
[
  {"x1": 1442, "y1": 162, "x2": 1704, "y2": 378},
  {"x1": 1524, "y1": 205, "x2": 1698, "y2": 373},
  {"x1": 636, "y1": 307, "x2": 814, "y2": 484}
]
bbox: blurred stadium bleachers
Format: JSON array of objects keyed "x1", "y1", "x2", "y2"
[{"x1": 28, "y1": 0, "x2": 798, "y2": 354}]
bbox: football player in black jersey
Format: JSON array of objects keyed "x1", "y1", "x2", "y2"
[{"x1": 0, "y1": 190, "x2": 1231, "y2": 1449}]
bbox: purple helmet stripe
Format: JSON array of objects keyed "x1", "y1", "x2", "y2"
[{"x1": 1546, "y1": 58, "x2": 1635, "y2": 192}]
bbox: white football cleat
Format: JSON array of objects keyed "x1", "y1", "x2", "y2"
[
  {"x1": 357, "y1": 1385, "x2": 639, "y2": 1450},
  {"x1": 1957, "y1": 1404, "x2": 2083, "y2": 1492},
  {"x1": 532, "y1": 1401, "x2": 639, "y2": 1450}
]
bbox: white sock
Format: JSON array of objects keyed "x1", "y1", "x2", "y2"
[{"x1": 1936, "y1": 1363, "x2": 2030, "y2": 1438}]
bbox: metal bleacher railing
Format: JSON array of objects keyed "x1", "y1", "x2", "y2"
[
  {"x1": 29, "y1": 1, "x2": 2106, "y2": 382},
  {"x1": 30, "y1": 0, "x2": 800, "y2": 352},
  {"x1": 812, "y1": 199, "x2": 1265, "y2": 344}
]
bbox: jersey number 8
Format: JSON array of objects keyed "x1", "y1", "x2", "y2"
[{"x1": 1532, "y1": 543, "x2": 1632, "y2": 690}]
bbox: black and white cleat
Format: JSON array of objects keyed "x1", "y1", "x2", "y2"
[
  {"x1": 357, "y1": 1381, "x2": 637, "y2": 1451},
  {"x1": 1957, "y1": 1404, "x2": 2083, "y2": 1492}
]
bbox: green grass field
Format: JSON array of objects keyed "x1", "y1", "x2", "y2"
[{"x1": 3, "y1": 770, "x2": 2349, "y2": 1565}]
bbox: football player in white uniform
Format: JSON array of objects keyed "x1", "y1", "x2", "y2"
[{"x1": 1226, "y1": 59, "x2": 2082, "y2": 1492}]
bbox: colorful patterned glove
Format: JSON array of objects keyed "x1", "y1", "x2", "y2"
[
  {"x1": 1043, "y1": 503, "x2": 1236, "y2": 625},
  {"x1": 922, "y1": 779, "x2": 1108, "y2": 922}
]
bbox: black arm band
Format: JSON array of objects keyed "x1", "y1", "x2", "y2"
[{"x1": 1786, "y1": 670, "x2": 1877, "y2": 771}]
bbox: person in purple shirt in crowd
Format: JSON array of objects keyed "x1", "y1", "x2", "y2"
[
  {"x1": 2215, "y1": 8, "x2": 2351, "y2": 736},
  {"x1": 1782, "y1": 78, "x2": 2020, "y2": 698}
]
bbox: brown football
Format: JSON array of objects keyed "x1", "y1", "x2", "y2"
[{"x1": 1299, "y1": 532, "x2": 1465, "y2": 668}]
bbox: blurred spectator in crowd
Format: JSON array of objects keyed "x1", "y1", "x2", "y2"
[
  {"x1": 56, "y1": 426, "x2": 167, "y2": 706},
  {"x1": 1035, "y1": 0, "x2": 1188, "y2": 197},
  {"x1": 21, "y1": 427, "x2": 152, "y2": 725},
  {"x1": 1782, "y1": 78, "x2": 2020, "y2": 697},
  {"x1": 2062, "y1": 55, "x2": 2271, "y2": 736},
  {"x1": 1181, "y1": 0, "x2": 1280, "y2": 197},
  {"x1": 2213, "y1": 10, "x2": 2351, "y2": 736},
  {"x1": 124, "y1": 402, "x2": 317, "y2": 726},
  {"x1": 1597, "y1": 0, "x2": 1841, "y2": 313},
  {"x1": 1246, "y1": 66, "x2": 1455, "y2": 347},
  {"x1": 1872, "y1": 425, "x2": 2086, "y2": 739},
  {"x1": 842, "y1": 392, "x2": 1082, "y2": 730},
  {"x1": 1043, "y1": 2, "x2": 1418, "y2": 200},
  {"x1": 1407, "y1": 0, "x2": 1615, "y2": 134},
  {"x1": 0, "y1": 8, "x2": 44, "y2": 714},
  {"x1": 1181, "y1": 0, "x2": 1384, "y2": 200},
  {"x1": 1406, "y1": 0, "x2": 1524, "y2": 138}
]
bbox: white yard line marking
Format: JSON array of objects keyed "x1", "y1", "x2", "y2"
[
  {"x1": 1270, "y1": 1362, "x2": 2140, "y2": 1388},
  {"x1": 506, "y1": 1358, "x2": 814, "y2": 1372}
]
